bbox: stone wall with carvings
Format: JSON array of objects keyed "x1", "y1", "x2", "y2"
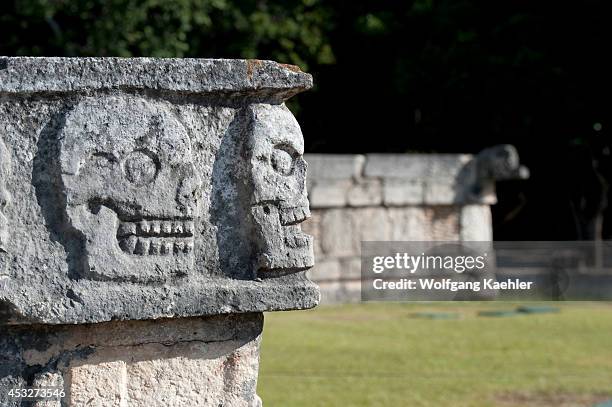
[
  {"x1": 302, "y1": 148, "x2": 528, "y2": 303},
  {"x1": 0, "y1": 57, "x2": 319, "y2": 407}
]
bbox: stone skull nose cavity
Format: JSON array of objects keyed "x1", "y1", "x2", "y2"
[
  {"x1": 123, "y1": 150, "x2": 159, "y2": 185},
  {"x1": 177, "y1": 173, "x2": 201, "y2": 207},
  {"x1": 0, "y1": 189, "x2": 9, "y2": 209}
]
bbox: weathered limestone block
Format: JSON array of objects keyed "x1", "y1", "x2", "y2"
[
  {"x1": 382, "y1": 179, "x2": 424, "y2": 206},
  {"x1": 308, "y1": 179, "x2": 352, "y2": 208},
  {"x1": 387, "y1": 207, "x2": 460, "y2": 241},
  {"x1": 423, "y1": 182, "x2": 462, "y2": 204},
  {"x1": 304, "y1": 149, "x2": 528, "y2": 304},
  {"x1": 318, "y1": 209, "x2": 357, "y2": 258},
  {"x1": 248, "y1": 103, "x2": 314, "y2": 272},
  {"x1": 316, "y1": 205, "x2": 469, "y2": 261},
  {"x1": 460, "y1": 204, "x2": 493, "y2": 241},
  {"x1": 0, "y1": 57, "x2": 317, "y2": 323},
  {"x1": 347, "y1": 179, "x2": 383, "y2": 207},
  {"x1": 425, "y1": 207, "x2": 461, "y2": 241},
  {"x1": 304, "y1": 154, "x2": 364, "y2": 182},
  {"x1": 318, "y1": 262, "x2": 361, "y2": 303},
  {"x1": 351, "y1": 208, "x2": 390, "y2": 242},
  {"x1": 0, "y1": 57, "x2": 318, "y2": 406},
  {"x1": 367, "y1": 154, "x2": 474, "y2": 205},
  {"x1": 313, "y1": 258, "x2": 362, "y2": 304},
  {"x1": 317, "y1": 207, "x2": 391, "y2": 258},
  {"x1": 304, "y1": 151, "x2": 529, "y2": 208},
  {"x1": 387, "y1": 207, "x2": 430, "y2": 241},
  {"x1": 1, "y1": 314, "x2": 262, "y2": 407},
  {"x1": 300, "y1": 212, "x2": 323, "y2": 260},
  {"x1": 364, "y1": 153, "x2": 472, "y2": 180},
  {"x1": 304, "y1": 154, "x2": 365, "y2": 208}
]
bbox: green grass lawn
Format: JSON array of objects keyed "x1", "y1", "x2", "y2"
[{"x1": 258, "y1": 302, "x2": 612, "y2": 407}]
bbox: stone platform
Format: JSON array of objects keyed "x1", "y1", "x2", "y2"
[{"x1": 0, "y1": 57, "x2": 319, "y2": 406}]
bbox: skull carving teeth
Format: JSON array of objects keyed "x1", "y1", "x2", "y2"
[
  {"x1": 279, "y1": 205, "x2": 311, "y2": 226},
  {"x1": 284, "y1": 225, "x2": 312, "y2": 249},
  {"x1": 247, "y1": 104, "x2": 315, "y2": 274},
  {"x1": 117, "y1": 220, "x2": 195, "y2": 256},
  {"x1": 59, "y1": 96, "x2": 202, "y2": 282}
]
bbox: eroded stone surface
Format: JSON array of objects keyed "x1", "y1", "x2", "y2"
[
  {"x1": 0, "y1": 58, "x2": 311, "y2": 98},
  {"x1": 60, "y1": 95, "x2": 202, "y2": 282},
  {"x1": 0, "y1": 58, "x2": 319, "y2": 324},
  {"x1": 0, "y1": 138, "x2": 10, "y2": 254},
  {"x1": 1, "y1": 314, "x2": 263, "y2": 407},
  {"x1": 248, "y1": 104, "x2": 314, "y2": 273}
]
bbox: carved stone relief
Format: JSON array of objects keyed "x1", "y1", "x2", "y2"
[
  {"x1": 0, "y1": 58, "x2": 319, "y2": 324},
  {"x1": 59, "y1": 96, "x2": 202, "y2": 282},
  {"x1": 248, "y1": 103, "x2": 314, "y2": 274}
]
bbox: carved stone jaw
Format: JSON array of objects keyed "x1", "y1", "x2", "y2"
[
  {"x1": 251, "y1": 200, "x2": 314, "y2": 273},
  {"x1": 247, "y1": 103, "x2": 314, "y2": 276},
  {"x1": 70, "y1": 205, "x2": 195, "y2": 282},
  {"x1": 58, "y1": 95, "x2": 202, "y2": 282},
  {"x1": 117, "y1": 219, "x2": 195, "y2": 256}
]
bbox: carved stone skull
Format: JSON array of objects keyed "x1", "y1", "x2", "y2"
[
  {"x1": 247, "y1": 103, "x2": 314, "y2": 274},
  {"x1": 60, "y1": 96, "x2": 201, "y2": 282}
]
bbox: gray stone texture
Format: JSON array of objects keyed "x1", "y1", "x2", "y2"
[
  {"x1": 364, "y1": 153, "x2": 472, "y2": 180},
  {"x1": 1, "y1": 313, "x2": 263, "y2": 407},
  {"x1": 0, "y1": 58, "x2": 319, "y2": 324},
  {"x1": 0, "y1": 58, "x2": 310, "y2": 98},
  {"x1": 304, "y1": 149, "x2": 527, "y2": 304},
  {"x1": 1, "y1": 57, "x2": 318, "y2": 406}
]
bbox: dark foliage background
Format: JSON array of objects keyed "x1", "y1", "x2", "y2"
[{"x1": 1, "y1": 0, "x2": 610, "y2": 240}]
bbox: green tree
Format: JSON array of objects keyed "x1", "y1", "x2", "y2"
[{"x1": 1, "y1": 0, "x2": 334, "y2": 71}]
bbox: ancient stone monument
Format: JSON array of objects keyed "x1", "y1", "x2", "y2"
[
  {"x1": 0, "y1": 57, "x2": 318, "y2": 406},
  {"x1": 303, "y1": 147, "x2": 528, "y2": 303}
]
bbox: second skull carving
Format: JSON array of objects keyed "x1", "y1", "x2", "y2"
[
  {"x1": 60, "y1": 96, "x2": 201, "y2": 282},
  {"x1": 248, "y1": 104, "x2": 314, "y2": 275}
]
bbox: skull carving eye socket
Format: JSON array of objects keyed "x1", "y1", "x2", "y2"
[
  {"x1": 123, "y1": 150, "x2": 159, "y2": 185},
  {"x1": 271, "y1": 144, "x2": 297, "y2": 176}
]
